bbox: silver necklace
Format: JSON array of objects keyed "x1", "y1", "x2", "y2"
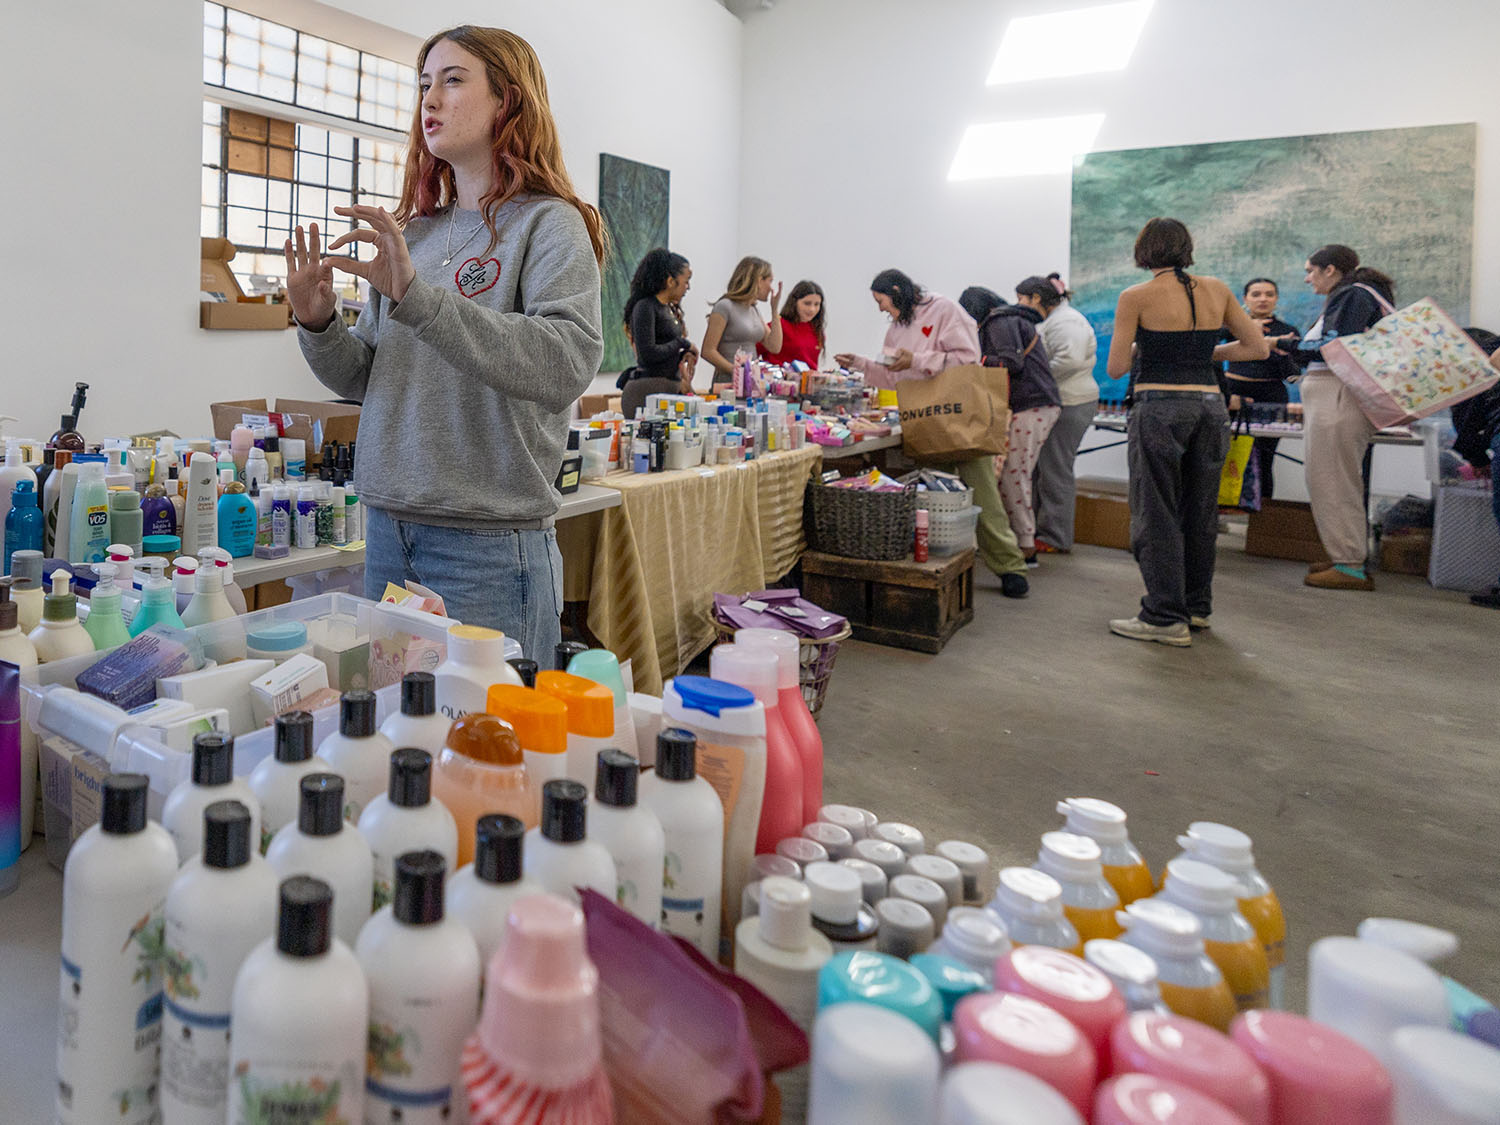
[{"x1": 443, "y1": 204, "x2": 487, "y2": 266}]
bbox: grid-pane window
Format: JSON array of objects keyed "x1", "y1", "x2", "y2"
[
  {"x1": 204, "y1": 2, "x2": 416, "y2": 129},
  {"x1": 202, "y1": 102, "x2": 379, "y2": 291},
  {"x1": 201, "y1": 4, "x2": 412, "y2": 294}
]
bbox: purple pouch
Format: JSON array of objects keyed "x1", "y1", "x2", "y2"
[{"x1": 580, "y1": 890, "x2": 770, "y2": 1123}]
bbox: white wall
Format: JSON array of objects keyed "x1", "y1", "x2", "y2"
[
  {"x1": 739, "y1": 0, "x2": 1500, "y2": 496},
  {"x1": 1, "y1": 0, "x2": 739, "y2": 443}
]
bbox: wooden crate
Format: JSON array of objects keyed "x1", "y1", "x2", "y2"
[{"x1": 800, "y1": 548, "x2": 974, "y2": 654}]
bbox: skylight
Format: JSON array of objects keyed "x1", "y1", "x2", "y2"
[
  {"x1": 986, "y1": 1, "x2": 1154, "y2": 85},
  {"x1": 947, "y1": 114, "x2": 1106, "y2": 180}
]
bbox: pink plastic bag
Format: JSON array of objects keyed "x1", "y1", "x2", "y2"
[{"x1": 579, "y1": 891, "x2": 807, "y2": 1124}]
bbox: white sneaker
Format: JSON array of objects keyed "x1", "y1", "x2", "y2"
[
  {"x1": 1109, "y1": 616, "x2": 1191, "y2": 647},
  {"x1": 1189, "y1": 615, "x2": 1211, "y2": 630}
]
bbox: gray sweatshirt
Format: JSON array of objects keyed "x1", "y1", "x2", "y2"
[{"x1": 298, "y1": 194, "x2": 603, "y2": 527}]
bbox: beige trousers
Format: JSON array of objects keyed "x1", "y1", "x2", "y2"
[{"x1": 1301, "y1": 372, "x2": 1376, "y2": 565}]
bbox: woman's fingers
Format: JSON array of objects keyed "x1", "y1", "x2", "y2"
[
  {"x1": 308, "y1": 222, "x2": 322, "y2": 259},
  {"x1": 326, "y1": 228, "x2": 377, "y2": 253},
  {"x1": 334, "y1": 204, "x2": 400, "y2": 235},
  {"x1": 328, "y1": 256, "x2": 371, "y2": 279}
]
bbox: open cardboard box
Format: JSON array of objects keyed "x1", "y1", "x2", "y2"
[
  {"x1": 201, "y1": 237, "x2": 291, "y2": 330},
  {"x1": 210, "y1": 397, "x2": 361, "y2": 456}
]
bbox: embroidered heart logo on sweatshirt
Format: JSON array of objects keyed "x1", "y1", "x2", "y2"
[
  {"x1": 455, "y1": 257, "x2": 500, "y2": 299},
  {"x1": 921, "y1": 325, "x2": 934, "y2": 337}
]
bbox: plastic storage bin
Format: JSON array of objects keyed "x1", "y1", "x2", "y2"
[
  {"x1": 927, "y1": 506, "x2": 980, "y2": 556},
  {"x1": 1428, "y1": 483, "x2": 1500, "y2": 592},
  {"x1": 915, "y1": 487, "x2": 974, "y2": 515},
  {"x1": 25, "y1": 591, "x2": 492, "y2": 867}
]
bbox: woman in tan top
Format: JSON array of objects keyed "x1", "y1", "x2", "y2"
[{"x1": 701, "y1": 256, "x2": 783, "y2": 392}]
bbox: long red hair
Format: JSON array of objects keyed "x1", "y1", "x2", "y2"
[{"x1": 394, "y1": 26, "x2": 607, "y2": 265}]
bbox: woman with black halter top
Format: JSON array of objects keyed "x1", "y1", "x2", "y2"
[{"x1": 1104, "y1": 218, "x2": 1269, "y2": 647}]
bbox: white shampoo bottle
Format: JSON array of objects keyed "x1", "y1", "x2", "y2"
[
  {"x1": 266, "y1": 773, "x2": 374, "y2": 949},
  {"x1": 161, "y1": 732, "x2": 261, "y2": 865},
  {"x1": 522, "y1": 778, "x2": 617, "y2": 903},
  {"x1": 160, "y1": 799, "x2": 278, "y2": 1125},
  {"x1": 639, "y1": 728, "x2": 724, "y2": 958},
  {"x1": 446, "y1": 813, "x2": 543, "y2": 979},
  {"x1": 248, "y1": 711, "x2": 330, "y2": 854},
  {"x1": 355, "y1": 850, "x2": 481, "y2": 1123},
  {"x1": 378, "y1": 671, "x2": 452, "y2": 756},
  {"x1": 317, "y1": 689, "x2": 394, "y2": 822},
  {"x1": 228, "y1": 875, "x2": 367, "y2": 1124},
  {"x1": 357, "y1": 748, "x2": 458, "y2": 912},
  {"x1": 734, "y1": 875, "x2": 834, "y2": 1122},
  {"x1": 56, "y1": 773, "x2": 179, "y2": 1125},
  {"x1": 590, "y1": 748, "x2": 665, "y2": 928}
]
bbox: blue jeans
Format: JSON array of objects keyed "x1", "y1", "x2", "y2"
[{"x1": 363, "y1": 507, "x2": 563, "y2": 662}]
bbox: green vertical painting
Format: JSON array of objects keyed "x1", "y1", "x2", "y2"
[
  {"x1": 599, "y1": 153, "x2": 671, "y2": 373},
  {"x1": 1069, "y1": 123, "x2": 1476, "y2": 397}
]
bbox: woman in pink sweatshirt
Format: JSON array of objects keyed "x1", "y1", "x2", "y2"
[{"x1": 835, "y1": 268, "x2": 1029, "y2": 596}]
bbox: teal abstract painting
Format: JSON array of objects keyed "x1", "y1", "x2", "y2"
[
  {"x1": 1069, "y1": 123, "x2": 1476, "y2": 398},
  {"x1": 599, "y1": 153, "x2": 670, "y2": 373}
]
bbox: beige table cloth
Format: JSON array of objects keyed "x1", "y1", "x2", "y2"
[{"x1": 557, "y1": 446, "x2": 822, "y2": 694}]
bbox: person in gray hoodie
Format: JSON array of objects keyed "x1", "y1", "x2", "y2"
[{"x1": 283, "y1": 26, "x2": 605, "y2": 661}]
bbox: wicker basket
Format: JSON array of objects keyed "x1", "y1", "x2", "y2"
[
  {"x1": 712, "y1": 620, "x2": 853, "y2": 718},
  {"x1": 805, "y1": 482, "x2": 916, "y2": 561}
]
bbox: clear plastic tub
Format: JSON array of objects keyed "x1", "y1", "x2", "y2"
[
  {"x1": 915, "y1": 487, "x2": 974, "y2": 515},
  {"x1": 928, "y1": 506, "x2": 980, "y2": 556},
  {"x1": 24, "y1": 592, "x2": 482, "y2": 865}
]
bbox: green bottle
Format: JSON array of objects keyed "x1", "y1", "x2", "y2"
[
  {"x1": 129, "y1": 560, "x2": 187, "y2": 637},
  {"x1": 83, "y1": 561, "x2": 132, "y2": 650}
]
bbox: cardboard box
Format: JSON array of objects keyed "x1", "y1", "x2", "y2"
[
  {"x1": 1245, "y1": 500, "x2": 1331, "y2": 564},
  {"x1": 1380, "y1": 529, "x2": 1432, "y2": 576},
  {"x1": 209, "y1": 397, "x2": 361, "y2": 452},
  {"x1": 70, "y1": 749, "x2": 111, "y2": 842},
  {"x1": 577, "y1": 392, "x2": 623, "y2": 419},
  {"x1": 1074, "y1": 477, "x2": 1131, "y2": 550},
  {"x1": 201, "y1": 237, "x2": 291, "y2": 331}
]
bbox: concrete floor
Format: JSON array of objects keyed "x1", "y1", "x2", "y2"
[{"x1": 816, "y1": 529, "x2": 1499, "y2": 1012}]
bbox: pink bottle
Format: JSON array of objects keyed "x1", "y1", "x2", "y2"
[
  {"x1": 952, "y1": 991, "x2": 1097, "y2": 1115},
  {"x1": 736, "y1": 627, "x2": 823, "y2": 823},
  {"x1": 1095, "y1": 1074, "x2": 1251, "y2": 1124},
  {"x1": 1229, "y1": 1010, "x2": 1392, "y2": 1125},
  {"x1": 711, "y1": 644, "x2": 803, "y2": 854},
  {"x1": 1109, "y1": 1011, "x2": 1271, "y2": 1125},
  {"x1": 993, "y1": 945, "x2": 1127, "y2": 1057},
  {"x1": 462, "y1": 893, "x2": 615, "y2": 1124}
]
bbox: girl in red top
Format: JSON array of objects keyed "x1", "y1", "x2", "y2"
[{"x1": 759, "y1": 279, "x2": 825, "y2": 367}]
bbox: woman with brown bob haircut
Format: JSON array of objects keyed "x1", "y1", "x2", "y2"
[
  {"x1": 1104, "y1": 218, "x2": 1267, "y2": 647},
  {"x1": 284, "y1": 26, "x2": 605, "y2": 663}
]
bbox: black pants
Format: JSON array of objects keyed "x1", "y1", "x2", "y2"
[
  {"x1": 1224, "y1": 378, "x2": 1288, "y2": 500},
  {"x1": 1128, "y1": 392, "x2": 1231, "y2": 626}
]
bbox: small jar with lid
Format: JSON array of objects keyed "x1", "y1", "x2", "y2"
[{"x1": 245, "y1": 619, "x2": 312, "y2": 664}]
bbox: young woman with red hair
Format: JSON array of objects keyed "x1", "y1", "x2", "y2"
[{"x1": 283, "y1": 26, "x2": 604, "y2": 661}]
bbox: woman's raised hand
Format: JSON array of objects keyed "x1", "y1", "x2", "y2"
[
  {"x1": 326, "y1": 205, "x2": 417, "y2": 304},
  {"x1": 283, "y1": 223, "x2": 338, "y2": 330}
]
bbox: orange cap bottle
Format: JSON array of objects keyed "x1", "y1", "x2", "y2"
[
  {"x1": 534, "y1": 671, "x2": 616, "y2": 790},
  {"x1": 487, "y1": 685, "x2": 569, "y2": 791},
  {"x1": 432, "y1": 713, "x2": 536, "y2": 865}
]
